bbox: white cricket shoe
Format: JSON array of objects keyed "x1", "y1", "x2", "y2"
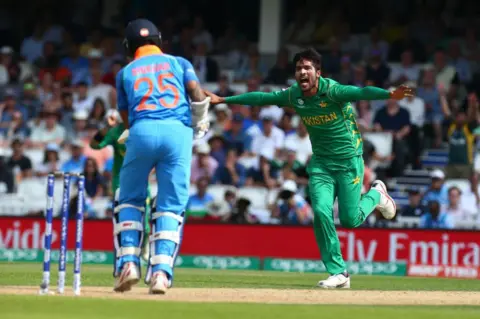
[
  {"x1": 317, "y1": 272, "x2": 351, "y2": 289},
  {"x1": 372, "y1": 180, "x2": 397, "y2": 219},
  {"x1": 114, "y1": 262, "x2": 140, "y2": 292},
  {"x1": 149, "y1": 271, "x2": 169, "y2": 294}
]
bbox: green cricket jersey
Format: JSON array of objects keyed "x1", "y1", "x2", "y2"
[
  {"x1": 90, "y1": 124, "x2": 126, "y2": 194},
  {"x1": 224, "y1": 77, "x2": 390, "y2": 170}
]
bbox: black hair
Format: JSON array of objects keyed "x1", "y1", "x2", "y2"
[{"x1": 293, "y1": 48, "x2": 322, "y2": 70}]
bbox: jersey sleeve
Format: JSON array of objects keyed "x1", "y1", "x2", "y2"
[
  {"x1": 176, "y1": 57, "x2": 199, "y2": 85},
  {"x1": 327, "y1": 84, "x2": 391, "y2": 102},
  {"x1": 224, "y1": 87, "x2": 293, "y2": 107},
  {"x1": 115, "y1": 68, "x2": 128, "y2": 111}
]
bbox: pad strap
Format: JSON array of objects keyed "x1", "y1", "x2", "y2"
[
  {"x1": 151, "y1": 211, "x2": 184, "y2": 224},
  {"x1": 150, "y1": 230, "x2": 180, "y2": 244},
  {"x1": 116, "y1": 247, "x2": 141, "y2": 257},
  {"x1": 150, "y1": 254, "x2": 174, "y2": 267},
  {"x1": 114, "y1": 221, "x2": 143, "y2": 235},
  {"x1": 114, "y1": 203, "x2": 145, "y2": 213}
]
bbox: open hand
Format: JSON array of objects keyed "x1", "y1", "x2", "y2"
[
  {"x1": 390, "y1": 85, "x2": 414, "y2": 100},
  {"x1": 203, "y1": 90, "x2": 224, "y2": 105}
]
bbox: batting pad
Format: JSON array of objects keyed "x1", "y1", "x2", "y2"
[
  {"x1": 145, "y1": 210, "x2": 184, "y2": 282},
  {"x1": 113, "y1": 200, "x2": 145, "y2": 272}
]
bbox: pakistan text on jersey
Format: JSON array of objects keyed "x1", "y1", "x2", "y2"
[
  {"x1": 132, "y1": 63, "x2": 170, "y2": 76},
  {"x1": 302, "y1": 113, "x2": 338, "y2": 126}
]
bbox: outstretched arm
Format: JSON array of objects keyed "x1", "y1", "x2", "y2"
[
  {"x1": 205, "y1": 88, "x2": 292, "y2": 106},
  {"x1": 328, "y1": 84, "x2": 413, "y2": 102}
]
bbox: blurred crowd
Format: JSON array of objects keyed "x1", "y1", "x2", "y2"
[{"x1": 1, "y1": 1, "x2": 480, "y2": 229}]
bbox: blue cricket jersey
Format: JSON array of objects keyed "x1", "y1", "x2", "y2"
[{"x1": 116, "y1": 45, "x2": 199, "y2": 127}]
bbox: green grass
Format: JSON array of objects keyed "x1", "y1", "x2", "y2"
[
  {"x1": 1, "y1": 296, "x2": 479, "y2": 319},
  {"x1": 1, "y1": 263, "x2": 479, "y2": 291},
  {"x1": 1, "y1": 263, "x2": 479, "y2": 319}
]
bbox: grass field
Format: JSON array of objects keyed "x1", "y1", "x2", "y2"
[{"x1": 0, "y1": 263, "x2": 479, "y2": 319}]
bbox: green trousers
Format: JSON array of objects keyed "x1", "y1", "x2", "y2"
[{"x1": 308, "y1": 155, "x2": 380, "y2": 275}]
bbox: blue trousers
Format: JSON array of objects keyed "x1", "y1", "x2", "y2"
[{"x1": 117, "y1": 119, "x2": 192, "y2": 279}]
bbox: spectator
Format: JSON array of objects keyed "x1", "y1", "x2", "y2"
[
  {"x1": 34, "y1": 41, "x2": 58, "y2": 70},
  {"x1": 191, "y1": 16, "x2": 214, "y2": 52},
  {"x1": 442, "y1": 186, "x2": 477, "y2": 227},
  {"x1": 0, "y1": 89, "x2": 28, "y2": 137},
  {"x1": 251, "y1": 115, "x2": 285, "y2": 158},
  {"x1": 73, "y1": 81, "x2": 95, "y2": 112},
  {"x1": 366, "y1": 50, "x2": 391, "y2": 88},
  {"x1": 264, "y1": 47, "x2": 294, "y2": 85},
  {"x1": 59, "y1": 42, "x2": 89, "y2": 86},
  {"x1": 322, "y1": 37, "x2": 342, "y2": 77},
  {"x1": 401, "y1": 188, "x2": 426, "y2": 217},
  {"x1": 363, "y1": 27, "x2": 389, "y2": 62},
  {"x1": 459, "y1": 174, "x2": 480, "y2": 220},
  {"x1": 399, "y1": 82, "x2": 425, "y2": 128},
  {"x1": 0, "y1": 46, "x2": 20, "y2": 86},
  {"x1": 270, "y1": 180, "x2": 313, "y2": 225},
  {"x1": 208, "y1": 135, "x2": 227, "y2": 166},
  {"x1": 433, "y1": 48, "x2": 458, "y2": 91},
  {"x1": 417, "y1": 68, "x2": 443, "y2": 147},
  {"x1": 244, "y1": 105, "x2": 262, "y2": 136},
  {"x1": 87, "y1": 49, "x2": 103, "y2": 72},
  {"x1": 284, "y1": 121, "x2": 312, "y2": 165},
  {"x1": 0, "y1": 155, "x2": 14, "y2": 193},
  {"x1": 20, "y1": 22, "x2": 45, "y2": 64},
  {"x1": 227, "y1": 37, "x2": 249, "y2": 71},
  {"x1": 190, "y1": 143, "x2": 218, "y2": 184},
  {"x1": 228, "y1": 197, "x2": 258, "y2": 224},
  {"x1": 223, "y1": 114, "x2": 252, "y2": 155},
  {"x1": 7, "y1": 138, "x2": 32, "y2": 179},
  {"x1": 28, "y1": 110, "x2": 66, "y2": 148},
  {"x1": 37, "y1": 72, "x2": 54, "y2": 104},
  {"x1": 186, "y1": 176, "x2": 215, "y2": 220},
  {"x1": 389, "y1": 49, "x2": 420, "y2": 85},
  {"x1": 205, "y1": 189, "x2": 236, "y2": 222},
  {"x1": 275, "y1": 146, "x2": 306, "y2": 184},
  {"x1": 259, "y1": 92, "x2": 284, "y2": 124},
  {"x1": 61, "y1": 139, "x2": 86, "y2": 174},
  {"x1": 351, "y1": 64, "x2": 367, "y2": 87},
  {"x1": 245, "y1": 149, "x2": 279, "y2": 189},
  {"x1": 338, "y1": 23, "x2": 361, "y2": 58},
  {"x1": 448, "y1": 40, "x2": 472, "y2": 84},
  {"x1": 420, "y1": 200, "x2": 454, "y2": 229},
  {"x1": 21, "y1": 82, "x2": 42, "y2": 119},
  {"x1": 192, "y1": 42, "x2": 219, "y2": 83},
  {"x1": 214, "y1": 75, "x2": 235, "y2": 97},
  {"x1": 101, "y1": 59, "x2": 123, "y2": 87},
  {"x1": 212, "y1": 149, "x2": 246, "y2": 187},
  {"x1": 422, "y1": 169, "x2": 448, "y2": 206},
  {"x1": 210, "y1": 104, "x2": 230, "y2": 135},
  {"x1": 445, "y1": 107, "x2": 476, "y2": 179},
  {"x1": 88, "y1": 67, "x2": 115, "y2": 109},
  {"x1": 60, "y1": 94, "x2": 77, "y2": 137},
  {"x1": 354, "y1": 100, "x2": 373, "y2": 133},
  {"x1": 83, "y1": 157, "x2": 105, "y2": 199},
  {"x1": 80, "y1": 29, "x2": 103, "y2": 57},
  {"x1": 277, "y1": 114, "x2": 295, "y2": 136},
  {"x1": 234, "y1": 45, "x2": 267, "y2": 82},
  {"x1": 373, "y1": 96, "x2": 411, "y2": 176},
  {"x1": 88, "y1": 98, "x2": 107, "y2": 129},
  {"x1": 43, "y1": 81, "x2": 63, "y2": 111},
  {"x1": 335, "y1": 55, "x2": 354, "y2": 85},
  {"x1": 35, "y1": 143, "x2": 62, "y2": 177}
]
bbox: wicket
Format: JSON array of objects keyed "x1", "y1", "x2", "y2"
[{"x1": 39, "y1": 171, "x2": 85, "y2": 296}]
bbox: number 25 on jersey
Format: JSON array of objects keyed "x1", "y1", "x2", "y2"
[{"x1": 134, "y1": 72, "x2": 180, "y2": 111}]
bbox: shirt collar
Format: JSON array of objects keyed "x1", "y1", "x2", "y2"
[{"x1": 134, "y1": 45, "x2": 163, "y2": 60}]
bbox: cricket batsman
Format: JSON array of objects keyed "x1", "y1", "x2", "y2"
[
  {"x1": 88, "y1": 109, "x2": 151, "y2": 277},
  {"x1": 204, "y1": 48, "x2": 413, "y2": 289},
  {"x1": 113, "y1": 19, "x2": 209, "y2": 294}
]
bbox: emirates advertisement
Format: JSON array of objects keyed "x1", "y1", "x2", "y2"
[{"x1": 1, "y1": 217, "x2": 479, "y2": 268}]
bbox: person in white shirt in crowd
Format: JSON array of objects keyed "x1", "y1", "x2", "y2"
[
  {"x1": 88, "y1": 67, "x2": 115, "y2": 109},
  {"x1": 192, "y1": 42, "x2": 219, "y2": 83},
  {"x1": 259, "y1": 90, "x2": 284, "y2": 124},
  {"x1": 65, "y1": 110, "x2": 89, "y2": 144},
  {"x1": 190, "y1": 143, "x2": 218, "y2": 184},
  {"x1": 73, "y1": 81, "x2": 95, "y2": 112},
  {"x1": 210, "y1": 103, "x2": 231, "y2": 135},
  {"x1": 457, "y1": 174, "x2": 480, "y2": 222},
  {"x1": 399, "y1": 81, "x2": 425, "y2": 128},
  {"x1": 28, "y1": 110, "x2": 66, "y2": 148},
  {"x1": 251, "y1": 115, "x2": 285, "y2": 159},
  {"x1": 389, "y1": 49, "x2": 421, "y2": 85},
  {"x1": 0, "y1": 46, "x2": 14, "y2": 86},
  {"x1": 284, "y1": 121, "x2": 312, "y2": 165},
  {"x1": 270, "y1": 180, "x2": 313, "y2": 225},
  {"x1": 35, "y1": 143, "x2": 63, "y2": 177},
  {"x1": 442, "y1": 186, "x2": 477, "y2": 227}
]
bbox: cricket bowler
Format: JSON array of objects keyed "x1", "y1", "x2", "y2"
[
  {"x1": 114, "y1": 19, "x2": 209, "y2": 294},
  {"x1": 89, "y1": 109, "x2": 151, "y2": 276},
  {"x1": 204, "y1": 48, "x2": 412, "y2": 289}
]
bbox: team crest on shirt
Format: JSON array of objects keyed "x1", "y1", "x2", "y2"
[
  {"x1": 140, "y1": 28, "x2": 149, "y2": 37},
  {"x1": 297, "y1": 98, "x2": 305, "y2": 107},
  {"x1": 320, "y1": 101, "x2": 328, "y2": 108}
]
